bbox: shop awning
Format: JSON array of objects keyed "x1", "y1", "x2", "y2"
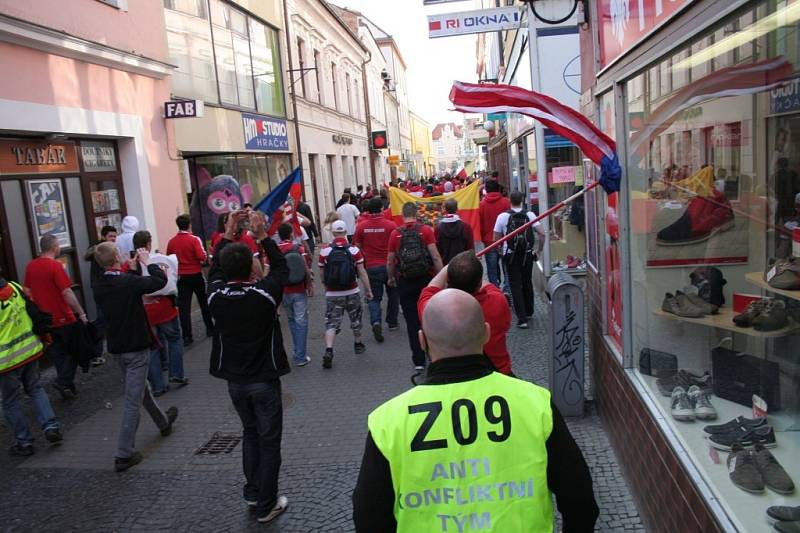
[{"x1": 544, "y1": 133, "x2": 575, "y2": 149}]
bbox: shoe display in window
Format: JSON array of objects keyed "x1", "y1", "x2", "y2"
[
  {"x1": 670, "y1": 386, "x2": 695, "y2": 421},
  {"x1": 733, "y1": 299, "x2": 769, "y2": 327},
  {"x1": 656, "y1": 189, "x2": 735, "y2": 246},
  {"x1": 674, "y1": 290, "x2": 712, "y2": 316},
  {"x1": 767, "y1": 506, "x2": 800, "y2": 525},
  {"x1": 727, "y1": 443, "x2": 765, "y2": 494},
  {"x1": 752, "y1": 443, "x2": 795, "y2": 495},
  {"x1": 689, "y1": 266, "x2": 727, "y2": 307},
  {"x1": 751, "y1": 299, "x2": 789, "y2": 331},
  {"x1": 703, "y1": 416, "x2": 767, "y2": 437},
  {"x1": 765, "y1": 257, "x2": 800, "y2": 290},
  {"x1": 682, "y1": 290, "x2": 719, "y2": 315},
  {"x1": 656, "y1": 369, "x2": 712, "y2": 397},
  {"x1": 661, "y1": 292, "x2": 705, "y2": 318},
  {"x1": 687, "y1": 385, "x2": 717, "y2": 420},
  {"x1": 708, "y1": 424, "x2": 776, "y2": 451}
]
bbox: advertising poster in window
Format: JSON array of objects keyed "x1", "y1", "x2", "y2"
[{"x1": 26, "y1": 179, "x2": 71, "y2": 251}]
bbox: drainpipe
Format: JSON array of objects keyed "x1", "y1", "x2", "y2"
[
  {"x1": 282, "y1": 0, "x2": 322, "y2": 228},
  {"x1": 360, "y1": 49, "x2": 377, "y2": 189}
]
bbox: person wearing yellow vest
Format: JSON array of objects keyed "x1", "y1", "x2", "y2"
[
  {"x1": 0, "y1": 277, "x2": 63, "y2": 456},
  {"x1": 352, "y1": 288, "x2": 598, "y2": 532}
]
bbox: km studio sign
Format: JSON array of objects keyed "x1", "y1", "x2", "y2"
[{"x1": 428, "y1": 5, "x2": 521, "y2": 38}]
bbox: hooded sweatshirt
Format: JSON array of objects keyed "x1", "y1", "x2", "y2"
[
  {"x1": 116, "y1": 216, "x2": 140, "y2": 259},
  {"x1": 479, "y1": 192, "x2": 511, "y2": 245}
]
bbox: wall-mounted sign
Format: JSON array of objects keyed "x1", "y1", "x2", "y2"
[
  {"x1": 549, "y1": 165, "x2": 577, "y2": 185},
  {"x1": 242, "y1": 113, "x2": 290, "y2": 151},
  {"x1": 164, "y1": 100, "x2": 204, "y2": 119},
  {"x1": 598, "y1": 0, "x2": 693, "y2": 68},
  {"x1": 388, "y1": 155, "x2": 400, "y2": 166},
  {"x1": 80, "y1": 141, "x2": 117, "y2": 172},
  {"x1": 428, "y1": 6, "x2": 521, "y2": 39},
  {"x1": 332, "y1": 134, "x2": 353, "y2": 145},
  {"x1": 26, "y1": 179, "x2": 72, "y2": 251},
  {"x1": 770, "y1": 75, "x2": 800, "y2": 114},
  {"x1": 0, "y1": 140, "x2": 79, "y2": 175}
]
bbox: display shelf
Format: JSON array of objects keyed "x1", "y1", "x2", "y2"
[
  {"x1": 654, "y1": 307, "x2": 800, "y2": 338},
  {"x1": 745, "y1": 272, "x2": 800, "y2": 302},
  {"x1": 638, "y1": 372, "x2": 800, "y2": 533}
]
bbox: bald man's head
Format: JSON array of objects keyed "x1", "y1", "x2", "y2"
[{"x1": 420, "y1": 288, "x2": 489, "y2": 361}]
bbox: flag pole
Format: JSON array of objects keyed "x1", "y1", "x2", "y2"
[{"x1": 477, "y1": 180, "x2": 601, "y2": 258}]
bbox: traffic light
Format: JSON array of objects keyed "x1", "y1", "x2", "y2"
[{"x1": 371, "y1": 130, "x2": 388, "y2": 150}]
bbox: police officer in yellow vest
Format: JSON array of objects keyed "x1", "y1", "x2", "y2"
[
  {"x1": 353, "y1": 288, "x2": 598, "y2": 532},
  {"x1": 0, "y1": 277, "x2": 63, "y2": 456}
]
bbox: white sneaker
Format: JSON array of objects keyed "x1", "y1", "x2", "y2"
[
  {"x1": 670, "y1": 386, "x2": 694, "y2": 421},
  {"x1": 688, "y1": 385, "x2": 717, "y2": 420},
  {"x1": 296, "y1": 356, "x2": 311, "y2": 367},
  {"x1": 257, "y1": 495, "x2": 288, "y2": 523}
]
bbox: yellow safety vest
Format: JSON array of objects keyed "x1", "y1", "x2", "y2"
[
  {"x1": 368, "y1": 371, "x2": 554, "y2": 533},
  {"x1": 0, "y1": 282, "x2": 44, "y2": 373}
]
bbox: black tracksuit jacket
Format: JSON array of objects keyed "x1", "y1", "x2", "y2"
[{"x1": 352, "y1": 354, "x2": 599, "y2": 532}]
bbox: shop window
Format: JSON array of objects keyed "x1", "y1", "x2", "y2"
[
  {"x1": 162, "y1": 0, "x2": 218, "y2": 103},
  {"x1": 249, "y1": 16, "x2": 285, "y2": 116},
  {"x1": 623, "y1": 3, "x2": 800, "y2": 531},
  {"x1": 296, "y1": 37, "x2": 306, "y2": 98}
]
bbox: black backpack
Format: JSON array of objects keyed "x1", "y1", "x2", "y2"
[
  {"x1": 283, "y1": 244, "x2": 307, "y2": 285},
  {"x1": 323, "y1": 243, "x2": 357, "y2": 290},
  {"x1": 436, "y1": 220, "x2": 468, "y2": 265},
  {"x1": 397, "y1": 225, "x2": 432, "y2": 278},
  {"x1": 504, "y1": 210, "x2": 535, "y2": 257}
]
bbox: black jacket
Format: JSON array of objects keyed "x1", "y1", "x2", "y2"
[
  {"x1": 352, "y1": 354, "x2": 599, "y2": 533},
  {"x1": 92, "y1": 264, "x2": 167, "y2": 354},
  {"x1": 207, "y1": 236, "x2": 290, "y2": 384}
]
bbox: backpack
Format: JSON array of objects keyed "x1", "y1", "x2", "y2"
[
  {"x1": 323, "y1": 243, "x2": 357, "y2": 290},
  {"x1": 397, "y1": 225, "x2": 432, "y2": 278},
  {"x1": 504, "y1": 210, "x2": 535, "y2": 257},
  {"x1": 283, "y1": 244, "x2": 307, "y2": 285},
  {"x1": 436, "y1": 220, "x2": 468, "y2": 265}
]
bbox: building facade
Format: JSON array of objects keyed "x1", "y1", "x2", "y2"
[
  {"x1": 161, "y1": 0, "x2": 296, "y2": 246},
  {"x1": 0, "y1": 0, "x2": 179, "y2": 317},
  {"x1": 410, "y1": 112, "x2": 434, "y2": 179},
  {"x1": 431, "y1": 122, "x2": 465, "y2": 174},
  {"x1": 580, "y1": 1, "x2": 800, "y2": 531},
  {"x1": 285, "y1": 0, "x2": 369, "y2": 224}
]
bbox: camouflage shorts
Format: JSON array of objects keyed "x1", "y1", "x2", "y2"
[{"x1": 324, "y1": 294, "x2": 362, "y2": 332}]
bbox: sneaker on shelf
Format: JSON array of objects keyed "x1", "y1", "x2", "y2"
[
  {"x1": 9, "y1": 444, "x2": 34, "y2": 457},
  {"x1": 160, "y1": 406, "x2": 179, "y2": 437},
  {"x1": 295, "y1": 356, "x2": 311, "y2": 367},
  {"x1": 44, "y1": 427, "x2": 63, "y2": 443},
  {"x1": 661, "y1": 292, "x2": 704, "y2": 318},
  {"x1": 733, "y1": 299, "x2": 768, "y2": 327},
  {"x1": 687, "y1": 385, "x2": 717, "y2": 420},
  {"x1": 752, "y1": 443, "x2": 795, "y2": 495},
  {"x1": 675, "y1": 290, "x2": 710, "y2": 316},
  {"x1": 708, "y1": 424, "x2": 776, "y2": 451},
  {"x1": 257, "y1": 495, "x2": 288, "y2": 524},
  {"x1": 752, "y1": 299, "x2": 789, "y2": 331},
  {"x1": 114, "y1": 451, "x2": 143, "y2": 472},
  {"x1": 683, "y1": 291, "x2": 719, "y2": 315},
  {"x1": 727, "y1": 443, "x2": 764, "y2": 493},
  {"x1": 766, "y1": 506, "x2": 800, "y2": 525},
  {"x1": 565, "y1": 255, "x2": 581, "y2": 269},
  {"x1": 670, "y1": 387, "x2": 695, "y2": 421},
  {"x1": 656, "y1": 189, "x2": 734, "y2": 246},
  {"x1": 765, "y1": 257, "x2": 800, "y2": 290},
  {"x1": 372, "y1": 323, "x2": 384, "y2": 343},
  {"x1": 774, "y1": 521, "x2": 800, "y2": 533},
  {"x1": 703, "y1": 416, "x2": 767, "y2": 437},
  {"x1": 322, "y1": 350, "x2": 333, "y2": 369},
  {"x1": 354, "y1": 342, "x2": 366, "y2": 354},
  {"x1": 656, "y1": 370, "x2": 712, "y2": 397}
]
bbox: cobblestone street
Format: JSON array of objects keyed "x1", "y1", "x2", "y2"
[{"x1": 0, "y1": 283, "x2": 644, "y2": 532}]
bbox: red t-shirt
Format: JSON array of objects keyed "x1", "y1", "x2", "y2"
[
  {"x1": 479, "y1": 192, "x2": 512, "y2": 245},
  {"x1": 211, "y1": 231, "x2": 258, "y2": 254},
  {"x1": 24, "y1": 256, "x2": 75, "y2": 327},
  {"x1": 417, "y1": 284, "x2": 512, "y2": 374},
  {"x1": 144, "y1": 295, "x2": 178, "y2": 326},
  {"x1": 353, "y1": 214, "x2": 398, "y2": 269},
  {"x1": 318, "y1": 238, "x2": 364, "y2": 296},
  {"x1": 388, "y1": 222, "x2": 436, "y2": 276},
  {"x1": 166, "y1": 231, "x2": 207, "y2": 275},
  {"x1": 278, "y1": 240, "x2": 308, "y2": 295}
]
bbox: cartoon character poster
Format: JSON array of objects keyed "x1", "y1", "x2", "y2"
[{"x1": 190, "y1": 165, "x2": 253, "y2": 246}]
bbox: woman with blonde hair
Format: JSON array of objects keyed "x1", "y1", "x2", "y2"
[{"x1": 320, "y1": 211, "x2": 340, "y2": 246}]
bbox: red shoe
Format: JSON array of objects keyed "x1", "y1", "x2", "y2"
[{"x1": 657, "y1": 190, "x2": 734, "y2": 246}]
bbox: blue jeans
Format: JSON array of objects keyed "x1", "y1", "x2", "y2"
[
  {"x1": 228, "y1": 380, "x2": 283, "y2": 516},
  {"x1": 484, "y1": 248, "x2": 502, "y2": 289},
  {"x1": 366, "y1": 266, "x2": 399, "y2": 327},
  {"x1": 147, "y1": 317, "x2": 185, "y2": 393},
  {"x1": 282, "y1": 292, "x2": 308, "y2": 362},
  {"x1": 0, "y1": 359, "x2": 59, "y2": 447}
]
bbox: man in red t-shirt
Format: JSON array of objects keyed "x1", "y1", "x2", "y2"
[
  {"x1": 277, "y1": 223, "x2": 313, "y2": 367},
  {"x1": 24, "y1": 235, "x2": 89, "y2": 399},
  {"x1": 353, "y1": 198, "x2": 399, "y2": 343},
  {"x1": 479, "y1": 179, "x2": 511, "y2": 289},
  {"x1": 417, "y1": 251, "x2": 512, "y2": 374},
  {"x1": 386, "y1": 202, "x2": 443, "y2": 371},
  {"x1": 318, "y1": 220, "x2": 373, "y2": 369},
  {"x1": 166, "y1": 214, "x2": 214, "y2": 347},
  {"x1": 133, "y1": 231, "x2": 188, "y2": 396}
]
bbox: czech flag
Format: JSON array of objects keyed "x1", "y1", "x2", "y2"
[
  {"x1": 388, "y1": 179, "x2": 481, "y2": 241},
  {"x1": 254, "y1": 167, "x2": 303, "y2": 236},
  {"x1": 449, "y1": 81, "x2": 621, "y2": 193}
]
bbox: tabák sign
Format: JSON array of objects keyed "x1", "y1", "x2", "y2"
[
  {"x1": 428, "y1": 6, "x2": 521, "y2": 38},
  {"x1": 0, "y1": 140, "x2": 79, "y2": 175}
]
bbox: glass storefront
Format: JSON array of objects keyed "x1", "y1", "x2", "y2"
[{"x1": 622, "y1": 3, "x2": 800, "y2": 530}]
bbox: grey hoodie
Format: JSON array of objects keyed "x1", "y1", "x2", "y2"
[{"x1": 116, "y1": 215, "x2": 140, "y2": 258}]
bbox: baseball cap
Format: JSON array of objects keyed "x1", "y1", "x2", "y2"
[{"x1": 331, "y1": 220, "x2": 347, "y2": 233}]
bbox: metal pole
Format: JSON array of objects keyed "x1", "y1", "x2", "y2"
[{"x1": 361, "y1": 50, "x2": 378, "y2": 189}]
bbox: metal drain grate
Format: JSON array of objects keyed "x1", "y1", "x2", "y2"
[{"x1": 195, "y1": 432, "x2": 241, "y2": 455}]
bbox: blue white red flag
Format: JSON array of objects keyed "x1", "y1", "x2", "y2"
[
  {"x1": 254, "y1": 166, "x2": 303, "y2": 236},
  {"x1": 449, "y1": 81, "x2": 621, "y2": 193}
]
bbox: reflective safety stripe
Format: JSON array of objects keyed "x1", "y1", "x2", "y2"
[
  {"x1": 0, "y1": 336, "x2": 43, "y2": 366},
  {"x1": 0, "y1": 330, "x2": 37, "y2": 353},
  {"x1": 0, "y1": 283, "x2": 43, "y2": 372}
]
